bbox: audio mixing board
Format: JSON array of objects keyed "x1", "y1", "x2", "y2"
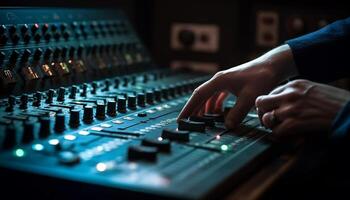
[{"x1": 0, "y1": 8, "x2": 274, "y2": 199}]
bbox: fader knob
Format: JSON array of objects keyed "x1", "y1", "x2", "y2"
[
  {"x1": 161, "y1": 129, "x2": 190, "y2": 142},
  {"x1": 69, "y1": 109, "x2": 80, "y2": 128},
  {"x1": 146, "y1": 91, "x2": 154, "y2": 105},
  {"x1": 127, "y1": 145, "x2": 158, "y2": 162},
  {"x1": 69, "y1": 85, "x2": 78, "y2": 99},
  {"x1": 154, "y1": 89, "x2": 162, "y2": 102},
  {"x1": 39, "y1": 117, "x2": 51, "y2": 138},
  {"x1": 127, "y1": 95, "x2": 137, "y2": 110},
  {"x1": 178, "y1": 119, "x2": 206, "y2": 132},
  {"x1": 96, "y1": 102, "x2": 106, "y2": 120},
  {"x1": 137, "y1": 93, "x2": 145, "y2": 107},
  {"x1": 142, "y1": 138, "x2": 171, "y2": 153},
  {"x1": 54, "y1": 113, "x2": 66, "y2": 133},
  {"x1": 107, "y1": 100, "x2": 117, "y2": 117},
  {"x1": 117, "y1": 97, "x2": 127, "y2": 113},
  {"x1": 19, "y1": 94, "x2": 28, "y2": 110},
  {"x1": 57, "y1": 87, "x2": 66, "y2": 102},
  {"x1": 46, "y1": 89, "x2": 55, "y2": 104},
  {"x1": 83, "y1": 106, "x2": 94, "y2": 124}
]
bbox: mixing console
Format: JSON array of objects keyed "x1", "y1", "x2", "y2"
[{"x1": 0, "y1": 8, "x2": 273, "y2": 199}]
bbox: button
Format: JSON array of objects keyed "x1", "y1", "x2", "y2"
[
  {"x1": 107, "y1": 100, "x2": 117, "y2": 117},
  {"x1": 83, "y1": 106, "x2": 94, "y2": 124},
  {"x1": 189, "y1": 116, "x2": 215, "y2": 127},
  {"x1": 58, "y1": 151, "x2": 80, "y2": 165},
  {"x1": 127, "y1": 145, "x2": 157, "y2": 162},
  {"x1": 3, "y1": 125, "x2": 17, "y2": 149},
  {"x1": 39, "y1": 117, "x2": 51, "y2": 138},
  {"x1": 161, "y1": 128, "x2": 190, "y2": 142},
  {"x1": 54, "y1": 113, "x2": 66, "y2": 133},
  {"x1": 69, "y1": 109, "x2": 80, "y2": 128},
  {"x1": 22, "y1": 121, "x2": 35, "y2": 144},
  {"x1": 57, "y1": 87, "x2": 66, "y2": 102},
  {"x1": 127, "y1": 95, "x2": 137, "y2": 110},
  {"x1": 117, "y1": 97, "x2": 127, "y2": 113},
  {"x1": 96, "y1": 101, "x2": 106, "y2": 120},
  {"x1": 142, "y1": 138, "x2": 171, "y2": 153},
  {"x1": 178, "y1": 119, "x2": 205, "y2": 132}
]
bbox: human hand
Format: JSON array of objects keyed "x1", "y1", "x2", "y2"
[
  {"x1": 178, "y1": 44, "x2": 299, "y2": 129},
  {"x1": 256, "y1": 79, "x2": 350, "y2": 137}
]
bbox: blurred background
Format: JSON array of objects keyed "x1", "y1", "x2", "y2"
[{"x1": 1, "y1": 0, "x2": 349, "y2": 74}]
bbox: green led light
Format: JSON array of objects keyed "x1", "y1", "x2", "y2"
[
  {"x1": 220, "y1": 145, "x2": 229, "y2": 151},
  {"x1": 14, "y1": 148, "x2": 25, "y2": 157}
]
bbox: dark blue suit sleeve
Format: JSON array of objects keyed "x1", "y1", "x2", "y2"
[{"x1": 286, "y1": 17, "x2": 350, "y2": 83}]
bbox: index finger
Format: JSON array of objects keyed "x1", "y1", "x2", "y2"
[{"x1": 177, "y1": 78, "x2": 222, "y2": 121}]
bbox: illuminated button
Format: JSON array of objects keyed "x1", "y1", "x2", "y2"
[
  {"x1": 64, "y1": 134, "x2": 76, "y2": 141},
  {"x1": 112, "y1": 120, "x2": 124, "y2": 124},
  {"x1": 123, "y1": 116, "x2": 134, "y2": 121},
  {"x1": 58, "y1": 151, "x2": 80, "y2": 165},
  {"x1": 96, "y1": 162, "x2": 107, "y2": 172},
  {"x1": 49, "y1": 139, "x2": 60, "y2": 145},
  {"x1": 32, "y1": 144, "x2": 44, "y2": 151},
  {"x1": 91, "y1": 127, "x2": 103, "y2": 131},
  {"x1": 14, "y1": 148, "x2": 25, "y2": 157},
  {"x1": 100, "y1": 123, "x2": 112, "y2": 128},
  {"x1": 78, "y1": 130, "x2": 90, "y2": 136}
]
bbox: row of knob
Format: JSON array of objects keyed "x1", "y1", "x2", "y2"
[
  {"x1": 0, "y1": 43, "x2": 141, "y2": 65},
  {"x1": 0, "y1": 20, "x2": 129, "y2": 46}
]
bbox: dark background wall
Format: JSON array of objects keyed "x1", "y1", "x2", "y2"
[{"x1": 1, "y1": 0, "x2": 349, "y2": 72}]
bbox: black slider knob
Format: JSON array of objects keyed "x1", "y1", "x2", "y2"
[
  {"x1": 127, "y1": 145, "x2": 158, "y2": 162},
  {"x1": 146, "y1": 91, "x2": 154, "y2": 105},
  {"x1": 39, "y1": 117, "x2": 51, "y2": 138},
  {"x1": 96, "y1": 101, "x2": 106, "y2": 120},
  {"x1": 117, "y1": 97, "x2": 127, "y2": 113},
  {"x1": 20, "y1": 94, "x2": 28, "y2": 109},
  {"x1": 57, "y1": 87, "x2": 66, "y2": 102},
  {"x1": 21, "y1": 49, "x2": 31, "y2": 62},
  {"x1": 81, "y1": 83, "x2": 88, "y2": 97},
  {"x1": 137, "y1": 93, "x2": 145, "y2": 107},
  {"x1": 178, "y1": 119, "x2": 206, "y2": 132},
  {"x1": 142, "y1": 138, "x2": 171, "y2": 153},
  {"x1": 9, "y1": 50, "x2": 19, "y2": 64},
  {"x1": 55, "y1": 113, "x2": 66, "y2": 133},
  {"x1": 69, "y1": 85, "x2": 78, "y2": 99},
  {"x1": 91, "y1": 82, "x2": 98, "y2": 94},
  {"x1": 161, "y1": 129, "x2": 190, "y2": 142},
  {"x1": 22, "y1": 121, "x2": 35, "y2": 144},
  {"x1": 127, "y1": 95, "x2": 137, "y2": 110},
  {"x1": 6, "y1": 95, "x2": 16, "y2": 112},
  {"x1": 46, "y1": 89, "x2": 55, "y2": 103},
  {"x1": 114, "y1": 78, "x2": 120, "y2": 88},
  {"x1": 33, "y1": 48, "x2": 43, "y2": 61},
  {"x1": 154, "y1": 89, "x2": 162, "y2": 102},
  {"x1": 83, "y1": 106, "x2": 94, "y2": 124},
  {"x1": 69, "y1": 109, "x2": 80, "y2": 128},
  {"x1": 107, "y1": 100, "x2": 117, "y2": 116},
  {"x1": 3, "y1": 125, "x2": 17, "y2": 149},
  {"x1": 103, "y1": 79, "x2": 110, "y2": 91}
]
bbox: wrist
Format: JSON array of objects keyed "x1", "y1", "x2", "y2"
[{"x1": 256, "y1": 44, "x2": 299, "y2": 84}]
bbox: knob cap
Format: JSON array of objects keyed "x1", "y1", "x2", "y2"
[
  {"x1": 146, "y1": 91, "x2": 154, "y2": 105},
  {"x1": 55, "y1": 113, "x2": 66, "y2": 133},
  {"x1": 83, "y1": 106, "x2": 94, "y2": 124},
  {"x1": 69, "y1": 85, "x2": 78, "y2": 99},
  {"x1": 161, "y1": 128, "x2": 190, "y2": 142},
  {"x1": 57, "y1": 87, "x2": 66, "y2": 102},
  {"x1": 154, "y1": 89, "x2": 162, "y2": 102},
  {"x1": 39, "y1": 117, "x2": 51, "y2": 138},
  {"x1": 142, "y1": 138, "x2": 171, "y2": 153},
  {"x1": 46, "y1": 89, "x2": 55, "y2": 103},
  {"x1": 19, "y1": 94, "x2": 28, "y2": 109},
  {"x1": 107, "y1": 100, "x2": 117, "y2": 116},
  {"x1": 127, "y1": 145, "x2": 157, "y2": 162},
  {"x1": 96, "y1": 102, "x2": 106, "y2": 120},
  {"x1": 178, "y1": 119, "x2": 206, "y2": 132},
  {"x1": 69, "y1": 109, "x2": 80, "y2": 128},
  {"x1": 117, "y1": 97, "x2": 127, "y2": 113},
  {"x1": 137, "y1": 93, "x2": 146, "y2": 107},
  {"x1": 127, "y1": 95, "x2": 137, "y2": 110}
]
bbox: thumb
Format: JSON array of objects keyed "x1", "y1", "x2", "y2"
[{"x1": 225, "y1": 95, "x2": 253, "y2": 129}]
